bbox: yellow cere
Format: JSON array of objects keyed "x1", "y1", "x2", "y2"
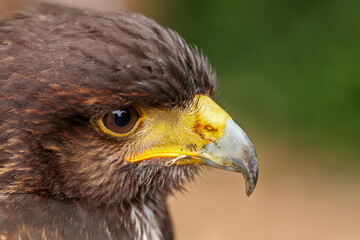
[{"x1": 124, "y1": 95, "x2": 231, "y2": 164}]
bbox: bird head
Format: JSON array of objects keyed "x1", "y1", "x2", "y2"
[{"x1": 0, "y1": 5, "x2": 258, "y2": 208}]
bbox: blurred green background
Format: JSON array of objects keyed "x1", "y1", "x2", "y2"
[{"x1": 156, "y1": 0, "x2": 360, "y2": 161}]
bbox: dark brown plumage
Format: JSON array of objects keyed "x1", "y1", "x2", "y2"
[
  {"x1": 0, "y1": 3, "x2": 258, "y2": 240},
  {"x1": 0, "y1": 4, "x2": 215, "y2": 239}
]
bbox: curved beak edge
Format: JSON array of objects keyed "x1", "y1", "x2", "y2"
[{"x1": 201, "y1": 119, "x2": 259, "y2": 196}]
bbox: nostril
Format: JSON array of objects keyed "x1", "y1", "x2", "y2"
[{"x1": 205, "y1": 125, "x2": 215, "y2": 131}]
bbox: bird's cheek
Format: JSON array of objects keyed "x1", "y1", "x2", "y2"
[{"x1": 125, "y1": 95, "x2": 228, "y2": 164}]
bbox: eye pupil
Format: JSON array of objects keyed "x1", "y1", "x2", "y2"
[{"x1": 113, "y1": 110, "x2": 130, "y2": 127}]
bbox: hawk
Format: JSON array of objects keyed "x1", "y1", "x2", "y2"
[{"x1": 0, "y1": 4, "x2": 258, "y2": 239}]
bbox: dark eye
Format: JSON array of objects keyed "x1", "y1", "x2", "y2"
[{"x1": 101, "y1": 107, "x2": 139, "y2": 135}]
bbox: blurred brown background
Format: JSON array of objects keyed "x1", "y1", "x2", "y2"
[{"x1": 1, "y1": 0, "x2": 359, "y2": 239}]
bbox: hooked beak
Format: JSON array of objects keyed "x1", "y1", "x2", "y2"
[{"x1": 200, "y1": 119, "x2": 258, "y2": 196}]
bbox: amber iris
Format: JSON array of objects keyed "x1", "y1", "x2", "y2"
[{"x1": 102, "y1": 107, "x2": 139, "y2": 135}]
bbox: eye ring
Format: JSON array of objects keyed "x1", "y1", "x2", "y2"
[{"x1": 98, "y1": 106, "x2": 143, "y2": 137}]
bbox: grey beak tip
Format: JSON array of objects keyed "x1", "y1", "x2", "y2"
[
  {"x1": 244, "y1": 162, "x2": 259, "y2": 197},
  {"x1": 245, "y1": 178, "x2": 257, "y2": 196}
]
